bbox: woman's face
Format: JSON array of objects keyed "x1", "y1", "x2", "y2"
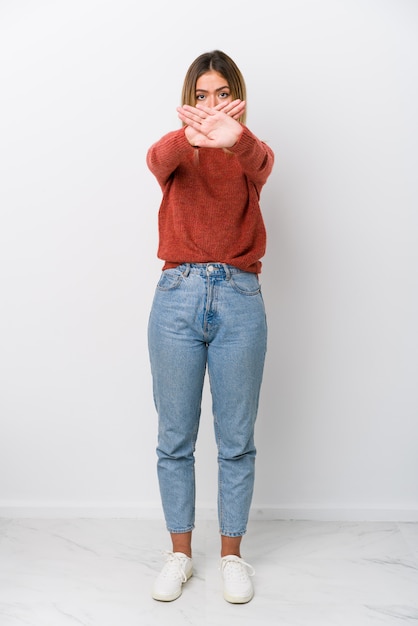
[{"x1": 195, "y1": 70, "x2": 232, "y2": 109}]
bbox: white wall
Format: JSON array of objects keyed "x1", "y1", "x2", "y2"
[{"x1": 1, "y1": 0, "x2": 417, "y2": 520}]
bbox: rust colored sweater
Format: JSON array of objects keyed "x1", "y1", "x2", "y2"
[{"x1": 146, "y1": 125, "x2": 274, "y2": 273}]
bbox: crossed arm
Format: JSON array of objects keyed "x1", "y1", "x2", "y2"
[{"x1": 177, "y1": 99, "x2": 246, "y2": 149}]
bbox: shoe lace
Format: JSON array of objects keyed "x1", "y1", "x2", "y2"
[
  {"x1": 160, "y1": 551, "x2": 189, "y2": 583},
  {"x1": 221, "y1": 556, "x2": 255, "y2": 581}
]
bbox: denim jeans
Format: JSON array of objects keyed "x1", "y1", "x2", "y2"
[{"x1": 148, "y1": 263, "x2": 267, "y2": 537}]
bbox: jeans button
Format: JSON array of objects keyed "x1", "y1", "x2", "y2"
[{"x1": 207, "y1": 265, "x2": 214, "y2": 272}]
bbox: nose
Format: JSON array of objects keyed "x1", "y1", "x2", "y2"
[{"x1": 207, "y1": 94, "x2": 216, "y2": 108}]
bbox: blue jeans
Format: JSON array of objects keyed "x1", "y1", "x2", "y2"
[{"x1": 148, "y1": 263, "x2": 267, "y2": 537}]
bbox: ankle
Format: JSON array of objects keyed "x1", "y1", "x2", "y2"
[
  {"x1": 171, "y1": 531, "x2": 192, "y2": 558},
  {"x1": 172, "y1": 544, "x2": 192, "y2": 558},
  {"x1": 221, "y1": 535, "x2": 242, "y2": 558}
]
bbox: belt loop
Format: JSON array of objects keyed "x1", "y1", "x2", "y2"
[
  {"x1": 182, "y1": 263, "x2": 191, "y2": 277},
  {"x1": 222, "y1": 263, "x2": 231, "y2": 280}
]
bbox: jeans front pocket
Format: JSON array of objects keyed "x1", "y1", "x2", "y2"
[
  {"x1": 156, "y1": 268, "x2": 183, "y2": 291},
  {"x1": 228, "y1": 271, "x2": 261, "y2": 296}
]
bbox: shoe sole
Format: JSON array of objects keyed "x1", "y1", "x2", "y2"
[{"x1": 224, "y1": 590, "x2": 254, "y2": 604}]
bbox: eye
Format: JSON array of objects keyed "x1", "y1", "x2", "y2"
[
  {"x1": 196, "y1": 94, "x2": 206, "y2": 100},
  {"x1": 219, "y1": 91, "x2": 230, "y2": 99}
]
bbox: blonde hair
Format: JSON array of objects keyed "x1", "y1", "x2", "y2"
[{"x1": 181, "y1": 50, "x2": 247, "y2": 124}]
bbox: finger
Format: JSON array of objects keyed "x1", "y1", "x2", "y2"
[
  {"x1": 214, "y1": 99, "x2": 242, "y2": 114},
  {"x1": 194, "y1": 103, "x2": 216, "y2": 116},
  {"x1": 228, "y1": 100, "x2": 246, "y2": 115},
  {"x1": 177, "y1": 113, "x2": 201, "y2": 129},
  {"x1": 228, "y1": 102, "x2": 246, "y2": 120},
  {"x1": 177, "y1": 106, "x2": 207, "y2": 124}
]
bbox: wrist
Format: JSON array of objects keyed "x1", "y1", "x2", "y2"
[{"x1": 229, "y1": 124, "x2": 244, "y2": 148}]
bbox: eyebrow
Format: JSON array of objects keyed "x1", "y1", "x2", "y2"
[{"x1": 195, "y1": 85, "x2": 230, "y2": 93}]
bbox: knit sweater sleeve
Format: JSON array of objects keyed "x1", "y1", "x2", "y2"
[
  {"x1": 146, "y1": 128, "x2": 192, "y2": 189},
  {"x1": 229, "y1": 125, "x2": 274, "y2": 186}
]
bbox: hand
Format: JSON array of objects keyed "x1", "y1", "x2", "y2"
[{"x1": 177, "y1": 99, "x2": 246, "y2": 148}]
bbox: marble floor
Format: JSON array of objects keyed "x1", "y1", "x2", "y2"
[{"x1": 0, "y1": 517, "x2": 417, "y2": 625}]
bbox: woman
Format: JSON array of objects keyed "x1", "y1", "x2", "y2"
[{"x1": 146, "y1": 50, "x2": 274, "y2": 604}]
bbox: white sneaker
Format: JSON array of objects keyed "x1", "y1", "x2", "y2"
[
  {"x1": 221, "y1": 555, "x2": 255, "y2": 603},
  {"x1": 152, "y1": 552, "x2": 193, "y2": 601}
]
